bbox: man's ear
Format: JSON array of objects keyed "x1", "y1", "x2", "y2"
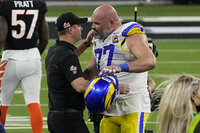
[{"x1": 68, "y1": 27, "x2": 73, "y2": 33}]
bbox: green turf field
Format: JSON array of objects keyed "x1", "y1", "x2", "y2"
[{"x1": 4, "y1": 4, "x2": 200, "y2": 133}]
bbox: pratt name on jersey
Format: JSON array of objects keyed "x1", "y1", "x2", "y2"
[{"x1": 14, "y1": 1, "x2": 33, "y2": 8}]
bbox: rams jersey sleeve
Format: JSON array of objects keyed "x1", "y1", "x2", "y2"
[
  {"x1": 0, "y1": 0, "x2": 47, "y2": 50},
  {"x1": 122, "y1": 22, "x2": 145, "y2": 37}
]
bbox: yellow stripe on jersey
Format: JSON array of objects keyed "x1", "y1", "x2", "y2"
[
  {"x1": 84, "y1": 77, "x2": 101, "y2": 98},
  {"x1": 122, "y1": 23, "x2": 145, "y2": 37},
  {"x1": 120, "y1": 31, "x2": 149, "y2": 54},
  {"x1": 120, "y1": 37, "x2": 132, "y2": 54},
  {"x1": 127, "y1": 28, "x2": 149, "y2": 47},
  {"x1": 104, "y1": 83, "x2": 115, "y2": 110},
  {"x1": 126, "y1": 28, "x2": 145, "y2": 36}
]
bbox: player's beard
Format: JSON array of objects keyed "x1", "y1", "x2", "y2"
[{"x1": 94, "y1": 28, "x2": 112, "y2": 40}]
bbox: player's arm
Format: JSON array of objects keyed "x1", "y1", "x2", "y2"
[
  {"x1": 100, "y1": 33, "x2": 156, "y2": 74},
  {"x1": 83, "y1": 55, "x2": 99, "y2": 80},
  {"x1": 0, "y1": 16, "x2": 8, "y2": 52},
  {"x1": 83, "y1": 55, "x2": 130, "y2": 94},
  {"x1": 125, "y1": 33, "x2": 156, "y2": 72},
  {"x1": 37, "y1": 17, "x2": 49, "y2": 55}
]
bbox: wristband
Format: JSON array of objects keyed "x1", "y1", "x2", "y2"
[
  {"x1": 83, "y1": 41, "x2": 91, "y2": 47},
  {"x1": 118, "y1": 63, "x2": 129, "y2": 72}
]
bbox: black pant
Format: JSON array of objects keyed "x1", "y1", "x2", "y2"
[
  {"x1": 88, "y1": 111, "x2": 103, "y2": 133},
  {"x1": 47, "y1": 110, "x2": 89, "y2": 133},
  {"x1": 93, "y1": 113, "x2": 103, "y2": 133}
]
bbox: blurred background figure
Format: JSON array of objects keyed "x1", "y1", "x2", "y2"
[
  {"x1": 147, "y1": 77, "x2": 162, "y2": 112},
  {"x1": 158, "y1": 74, "x2": 200, "y2": 133},
  {"x1": 150, "y1": 90, "x2": 162, "y2": 112},
  {"x1": 148, "y1": 77, "x2": 156, "y2": 95}
]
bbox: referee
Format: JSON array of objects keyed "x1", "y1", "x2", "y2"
[{"x1": 45, "y1": 12, "x2": 92, "y2": 133}]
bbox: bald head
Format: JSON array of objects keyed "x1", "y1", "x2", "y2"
[
  {"x1": 92, "y1": 5, "x2": 121, "y2": 32},
  {"x1": 93, "y1": 5, "x2": 119, "y2": 21}
]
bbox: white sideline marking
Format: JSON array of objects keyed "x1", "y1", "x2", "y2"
[
  {"x1": 149, "y1": 74, "x2": 200, "y2": 78},
  {"x1": 14, "y1": 91, "x2": 23, "y2": 94},
  {"x1": 5, "y1": 116, "x2": 48, "y2": 130},
  {"x1": 5, "y1": 116, "x2": 91, "y2": 130},
  {"x1": 6, "y1": 124, "x2": 37, "y2": 126},
  {"x1": 9, "y1": 104, "x2": 48, "y2": 107},
  {"x1": 5, "y1": 126, "x2": 48, "y2": 130},
  {"x1": 4, "y1": 115, "x2": 157, "y2": 130},
  {"x1": 6, "y1": 119, "x2": 29, "y2": 122},
  {"x1": 146, "y1": 26, "x2": 200, "y2": 34},
  {"x1": 159, "y1": 49, "x2": 200, "y2": 52},
  {"x1": 141, "y1": 16, "x2": 200, "y2": 22},
  {"x1": 158, "y1": 61, "x2": 200, "y2": 64},
  {"x1": 146, "y1": 121, "x2": 159, "y2": 124},
  {"x1": 85, "y1": 121, "x2": 93, "y2": 125}
]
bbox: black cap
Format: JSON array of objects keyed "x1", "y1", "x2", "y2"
[{"x1": 55, "y1": 12, "x2": 88, "y2": 31}]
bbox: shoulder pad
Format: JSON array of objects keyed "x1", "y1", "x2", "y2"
[{"x1": 122, "y1": 22, "x2": 144, "y2": 37}]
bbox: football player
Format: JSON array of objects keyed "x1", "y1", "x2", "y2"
[
  {"x1": 0, "y1": 0, "x2": 48, "y2": 133},
  {"x1": 84, "y1": 5, "x2": 156, "y2": 133}
]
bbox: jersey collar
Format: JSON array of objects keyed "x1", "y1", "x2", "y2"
[{"x1": 56, "y1": 40, "x2": 77, "y2": 51}]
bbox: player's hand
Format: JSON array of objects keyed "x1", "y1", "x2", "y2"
[
  {"x1": 85, "y1": 30, "x2": 95, "y2": 45},
  {"x1": 99, "y1": 65, "x2": 121, "y2": 75},
  {"x1": 119, "y1": 83, "x2": 130, "y2": 94}
]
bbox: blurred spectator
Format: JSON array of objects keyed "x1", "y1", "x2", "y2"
[
  {"x1": 150, "y1": 90, "x2": 162, "y2": 112},
  {"x1": 158, "y1": 74, "x2": 200, "y2": 133},
  {"x1": 147, "y1": 77, "x2": 162, "y2": 112},
  {"x1": 148, "y1": 77, "x2": 156, "y2": 95}
]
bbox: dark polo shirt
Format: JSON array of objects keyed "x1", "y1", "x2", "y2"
[{"x1": 45, "y1": 40, "x2": 85, "y2": 111}]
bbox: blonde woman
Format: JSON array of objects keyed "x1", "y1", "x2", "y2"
[{"x1": 158, "y1": 74, "x2": 200, "y2": 133}]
